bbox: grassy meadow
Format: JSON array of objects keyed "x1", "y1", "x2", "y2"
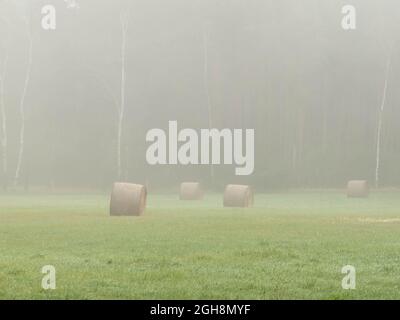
[{"x1": 1, "y1": 190, "x2": 400, "y2": 299}]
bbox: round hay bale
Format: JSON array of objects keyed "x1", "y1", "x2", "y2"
[
  {"x1": 223, "y1": 184, "x2": 254, "y2": 208},
  {"x1": 110, "y1": 182, "x2": 147, "y2": 216},
  {"x1": 179, "y1": 182, "x2": 204, "y2": 200},
  {"x1": 347, "y1": 180, "x2": 369, "y2": 198}
]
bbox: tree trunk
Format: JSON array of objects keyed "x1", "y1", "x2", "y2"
[
  {"x1": 0, "y1": 51, "x2": 8, "y2": 190},
  {"x1": 375, "y1": 51, "x2": 392, "y2": 188},
  {"x1": 203, "y1": 25, "x2": 215, "y2": 183},
  {"x1": 14, "y1": 31, "x2": 33, "y2": 188},
  {"x1": 117, "y1": 13, "x2": 128, "y2": 181}
]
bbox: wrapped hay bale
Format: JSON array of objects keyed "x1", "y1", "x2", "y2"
[
  {"x1": 223, "y1": 184, "x2": 254, "y2": 208},
  {"x1": 347, "y1": 180, "x2": 369, "y2": 198},
  {"x1": 179, "y1": 182, "x2": 204, "y2": 200},
  {"x1": 110, "y1": 182, "x2": 147, "y2": 216}
]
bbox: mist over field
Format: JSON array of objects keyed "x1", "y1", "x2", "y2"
[
  {"x1": 0, "y1": 0, "x2": 399, "y2": 191},
  {"x1": 2, "y1": 0, "x2": 400, "y2": 303}
]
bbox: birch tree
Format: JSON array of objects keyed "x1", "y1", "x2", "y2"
[
  {"x1": 0, "y1": 9, "x2": 9, "y2": 190},
  {"x1": 14, "y1": 22, "x2": 33, "y2": 187},
  {"x1": 0, "y1": 48, "x2": 8, "y2": 188},
  {"x1": 117, "y1": 12, "x2": 129, "y2": 180},
  {"x1": 203, "y1": 23, "x2": 215, "y2": 182},
  {"x1": 375, "y1": 49, "x2": 392, "y2": 188}
]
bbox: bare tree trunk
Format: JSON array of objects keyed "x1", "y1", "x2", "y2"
[
  {"x1": 14, "y1": 31, "x2": 33, "y2": 187},
  {"x1": 203, "y1": 25, "x2": 215, "y2": 183},
  {"x1": 375, "y1": 51, "x2": 392, "y2": 188},
  {"x1": 0, "y1": 51, "x2": 8, "y2": 189},
  {"x1": 117, "y1": 13, "x2": 128, "y2": 180}
]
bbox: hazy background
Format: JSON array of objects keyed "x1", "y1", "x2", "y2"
[{"x1": 0, "y1": 0, "x2": 399, "y2": 191}]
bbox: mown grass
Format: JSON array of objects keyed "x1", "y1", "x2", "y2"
[{"x1": 1, "y1": 190, "x2": 400, "y2": 299}]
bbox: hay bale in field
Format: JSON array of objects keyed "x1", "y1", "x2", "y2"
[
  {"x1": 223, "y1": 184, "x2": 254, "y2": 208},
  {"x1": 110, "y1": 182, "x2": 147, "y2": 216},
  {"x1": 179, "y1": 182, "x2": 204, "y2": 200},
  {"x1": 347, "y1": 180, "x2": 369, "y2": 198}
]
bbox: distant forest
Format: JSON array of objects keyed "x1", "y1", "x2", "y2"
[{"x1": 0, "y1": 0, "x2": 399, "y2": 191}]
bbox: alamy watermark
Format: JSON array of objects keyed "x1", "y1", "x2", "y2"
[
  {"x1": 146, "y1": 121, "x2": 255, "y2": 176},
  {"x1": 41, "y1": 265, "x2": 56, "y2": 290},
  {"x1": 41, "y1": 1, "x2": 80, "y2": 30},
  {"x1": 341, "y1": 5, "x2": 357, "y2": 30},
  {"x1": 341, "y1": 265, "x2": 356, "y2": 290}
]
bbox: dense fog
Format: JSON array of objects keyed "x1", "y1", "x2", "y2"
[{"x1": 0, "y1": 0, "x2": 399, "y2": 191}]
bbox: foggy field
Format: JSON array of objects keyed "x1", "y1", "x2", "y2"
[
  {"x1": 1, "y1": 191, "x2": 400, "y2": 300},
  {"x1": 1, "y1": 0, "x2": 400, "y2": 305}
]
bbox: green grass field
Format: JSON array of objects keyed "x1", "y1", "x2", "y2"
[{"x1": 1, "y1": 190, "x2": 400, "y2": 300}]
